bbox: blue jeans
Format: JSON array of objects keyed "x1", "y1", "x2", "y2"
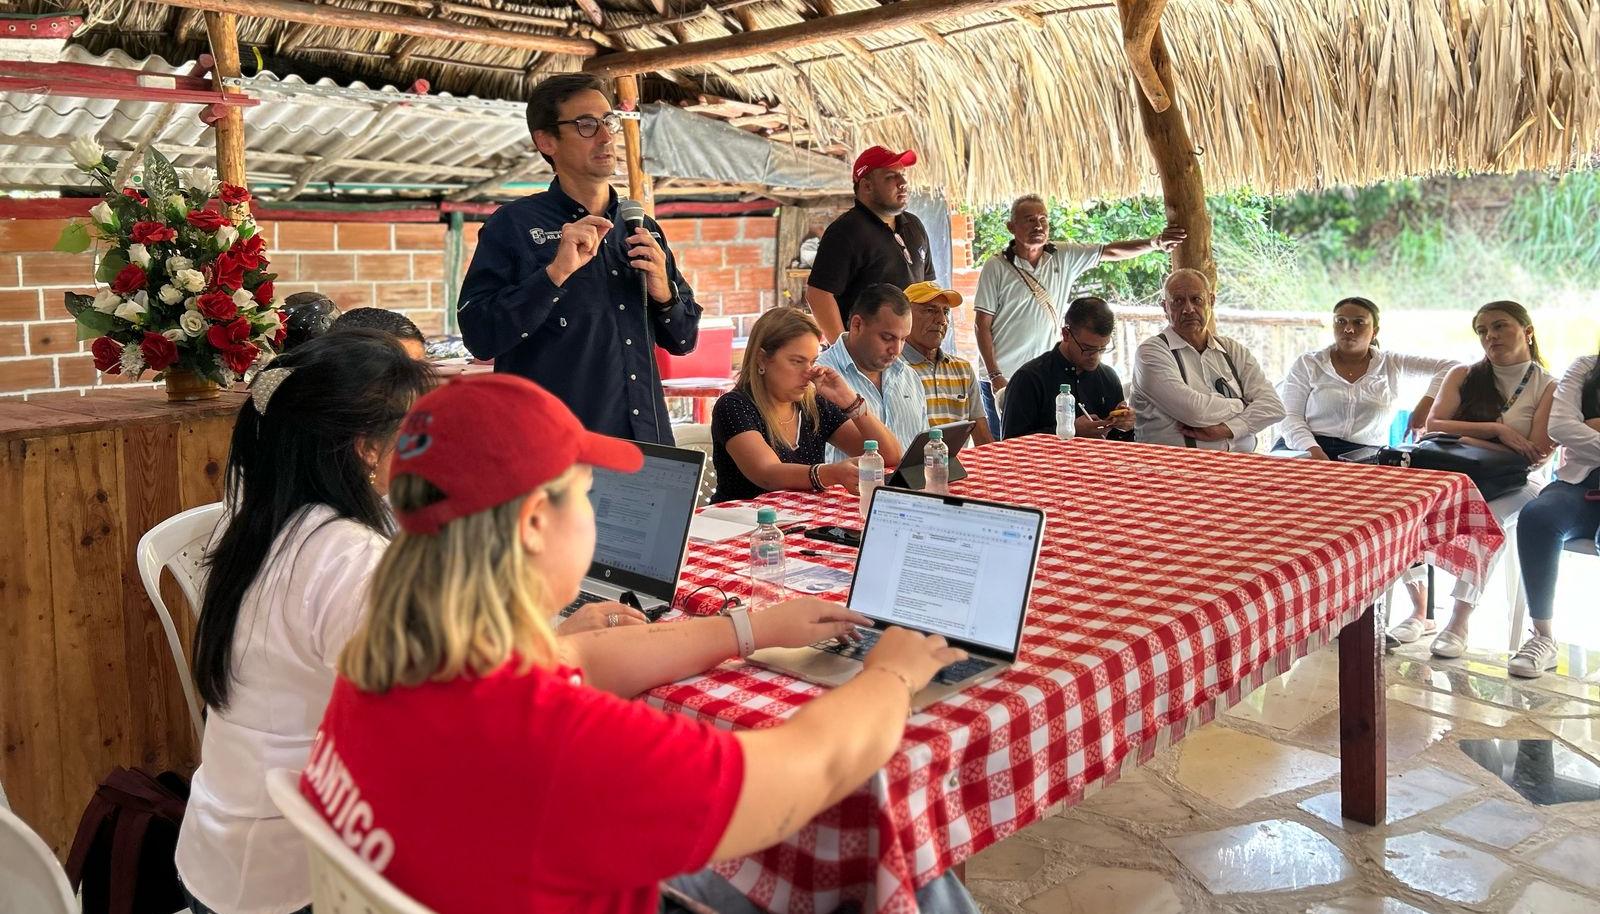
[
  {"x1": 670, "y1": 869, "x2": 979, "y2": 914},
  {"x1": 979, "y1": 380, "x2": 1004, "y2": 441},
  {"x1": 1516, "y1": 468, "x2": 1600, "y2": 622}
]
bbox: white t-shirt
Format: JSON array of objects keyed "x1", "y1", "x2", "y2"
[
  {"x1": 1277, "y1": 346, "x2": 1459, "y2": 449},
  {"x1": 973, "y1": 243, "x2": 1102, "y2": 378},
  {"x1": 175, "y1": 504, "x2": 387, "y2": 914}
]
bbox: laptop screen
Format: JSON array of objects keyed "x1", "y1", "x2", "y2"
[
  {"x1": 848, "y1": 487, "x2": 1043, "y2": 657},
  {"x1": 586, "y1": 442, "x2": 704, "y2": 600}
]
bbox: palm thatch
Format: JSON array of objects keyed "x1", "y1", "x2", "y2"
[{"x1": 17, "y1": 0, "x2": 1600, "y2": 204}]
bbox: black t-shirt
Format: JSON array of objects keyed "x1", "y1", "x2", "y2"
[
  {"x1": 710, "y1": 390, "x2": 849, "y2": 503},
  {"x1": 807, "y1": 202, "x2": 937, "y2": 324},
  {"x1": 1002, "y1": 346, "x2": 1134, "y2": 441}
]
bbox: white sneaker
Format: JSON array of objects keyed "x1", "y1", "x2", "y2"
[
  {"x1": 1430, "y1": 630, "x2": 1468, "y2": 659},
  {"x1": 1387, "y1": 617, "x2": 1438, "y2": 644},
  {"x1": 1508, "y1": 635, "x2": 1559, "y2": 678}
]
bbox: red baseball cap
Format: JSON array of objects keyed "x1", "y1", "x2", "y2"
[
  {"x1": 389, "y1": 374, "x2": 643, "y2": 535},
  {"x1": 852, "y1": 145, "x2": 917, "y2": 184}
]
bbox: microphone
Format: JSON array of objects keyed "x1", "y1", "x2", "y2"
[{"x1": 618, "y1": 198, "x2": 647, "y2": 273}]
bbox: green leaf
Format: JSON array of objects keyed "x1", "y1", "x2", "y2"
[
  {"x1": 143, "y1": 147, "x2": 180, "y2": 206},
  {"x1": 95, "y1": 251, "x2": 129, "y2": 284},
  {"x1": 55, "y1": 222, "x2": 92, "y2": 254},
  {"x1": 63, "y1": 291, "x2": 96, "y2": 319},
  {"x1": 74, "y1": 309, "x2": 119, "y2": 340}
]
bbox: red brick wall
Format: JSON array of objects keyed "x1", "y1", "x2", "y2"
[{"x1": 650, "y1": 216, "x2": 777, "y2": 340}]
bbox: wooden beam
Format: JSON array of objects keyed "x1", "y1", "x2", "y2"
[
  {"x1": 573, "y1": 0, "x2": 605, "y2": 28},
  {"x1": 1115, "y1": 0, "x2": 1211, "y2": 283},
  {"x1": 1120, "y1": 0, "x2": 1170, "y2": 112},
  {"x1": 148, "y1": 0, "x2": 599, "y2": 57},
  {"x1": 614, "y1": 74, "x2": 654, "y2": 215},
  {"x1": 585, "y1": 0, "x2": 1045, "y2": 76},
  {"x1": 204, "y1": 12, "x2": 248, "y2": 201},
  {"x1": 813, "y1": 0, "x2": 875, "y2": 63}
]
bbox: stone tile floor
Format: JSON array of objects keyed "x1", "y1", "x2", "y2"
[{"x1": 967, "y1": 640, "x2": 1600, "y2": 913}]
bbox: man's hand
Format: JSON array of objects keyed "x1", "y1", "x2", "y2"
[
  {"x1": 1074, "y1": 413, "x2": 1115, "y2": 439},
  {"x1": 1153, "y1": 225, "x2": 1188, "y2": 252},
  {"x1": 1109, "y1": 403, "x2": 1135, "y2": 432},
  {"x1": 987, "y1": 372, "x2": 1008, "y2": 392},
  {"x1": 546, "y1": 215, "x2": 613, "y2": 287},
  {"x1": 1180, "y1": 422, "x2": 1233, "y2": 442},
  {"x1": 627, "y1": 227, "x2": 673, "y2": 304}
]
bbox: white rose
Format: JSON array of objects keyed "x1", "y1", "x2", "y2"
[
  {"x1": 176, "y1": 269, "x2": 206, "y2": 293},
  {"x1": 114, "y1": 297, "x2": 146, "y2": 323},
  {"x1": 128, "y1": 243, "x2": 151, "y2": 268},
  {"x1": 158, "y1": 285, "x2": 183, "y2": 306},
  {"x1": 184, "y1": 296, "x2": 198, "y2": 311},
  {"x1": 215, "y1": 225, "x2": 239, "y2": 250},
  {"x1": 179, "y1": 311, "x2": 207, "y2": 337},
  {"x1": 183, "y1": 166, "x2": 216, "y2": 194},
  {"x1": 167, "y1": 194, "x2": 186, "y2": 211},
  {"x1": 258, "y1": 310, "x2": 283, "y2": 332},
  {"x1": 119, "y1": 343, "x2": 145, "y2": 376},
  {"x1": 90, "y1": 201, "x2": 116, "y2": 228},
  {"x1": 162, "y1": 328, "x2": 184, "y2": 342},
  {"x1": 167, "y1": 256, "x2": 194, "y2": 274},
  {"x1": 92, "y1": 289, "x2": 121, "y2": 314},
  {"x1": 69, "y1": 136, "x2": 105, "y2": 170},
  {"x1": 231, "y1": 289, "x2": 254, "y2": 309}
]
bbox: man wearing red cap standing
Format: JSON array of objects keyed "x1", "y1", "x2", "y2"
[{"x1": 804, "y1": 146, "x2": 937, "y2": 342}]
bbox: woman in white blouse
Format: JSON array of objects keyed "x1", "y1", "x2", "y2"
[{"x1": 1387, "y1": 301, "x2": 1557, "y2": 659}]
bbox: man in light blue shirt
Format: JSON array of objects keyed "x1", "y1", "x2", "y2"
[{"x1": 817, "y1": 283, "x2": 928, "y2": 463}]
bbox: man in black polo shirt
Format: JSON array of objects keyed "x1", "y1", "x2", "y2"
[
  {"x1": 804, "y1": 146, "x2": 936, "y2": 341},
  {"x1": 1002, "y1": 295, "x2": 1136, "y2": 441}
]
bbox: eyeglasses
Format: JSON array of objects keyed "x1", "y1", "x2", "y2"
[
  {"x1": 892, "y1": 232, "x2": 913, "y2": 265},
  {"x1": 552, "y1": 113, "x2": 623, "y2": 138},
  {"x1": 1067, "y1": 326, "x2": 1114, "y2": 355}
]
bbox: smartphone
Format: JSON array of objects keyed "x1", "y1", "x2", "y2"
[{"x1": 803, "y1": 525, "x2": 862, "y2": 549}]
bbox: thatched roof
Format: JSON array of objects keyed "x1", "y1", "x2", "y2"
[{"x1": 13, "y1": 0, "x2": 1600, "y2": 204}]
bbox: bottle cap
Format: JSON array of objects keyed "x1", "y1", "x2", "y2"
[
  {"x1": 928, "y1": 427, "x2": 943, "y2": 440},
  {"x1": 864, "y1": 440, "x2": 879, "y2": 451},
  {"x1": 756, "y1": 507, "x2": 778, "y2": 524},
  {"x1": 1059, "y1": 384, "x2": 1070, "y2": 394}
]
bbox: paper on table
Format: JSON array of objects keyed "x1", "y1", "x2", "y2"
[
  {"x1": 783, "y1": 557, "x2": 854, "y2": 594},
  {"x1": 698, "y1": 506, "x2": 809, "y2": 528},
  {"x1": 688, "y1": 514, "x2": 754, "y2": 543}
]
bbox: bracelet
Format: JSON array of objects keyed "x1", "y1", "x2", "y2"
[
  {"x1": 866, "y1": 666, "x2": 917, "y2": 703},
  {"x1": 808, "y1": 463, "x2": 825, "y2": 492},
  {"x1": 844, "y1": 395, "x2": 867, "y2": 419}
]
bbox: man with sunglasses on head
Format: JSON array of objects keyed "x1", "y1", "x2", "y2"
[
  {"x1": 457, "y1": 74, "x2": 700, "y2": 445},
  {"x1": 804, "y1": 146, "x2": 937, "y2": 343},
  {"x1": 1001, "y1": 296, "x2": 1135, "y2": 441},
  {"x1": 1131, "y1": 268, "x2": 1284, "y2": 452}
]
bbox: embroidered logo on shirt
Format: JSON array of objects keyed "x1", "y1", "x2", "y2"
[{"x1": 528, "y1": 227, "x2": 564, "y2": 245}]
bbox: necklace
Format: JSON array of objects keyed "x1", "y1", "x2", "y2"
[{"x1": 1331, "y1": 351, "x2": 1369, "y2": 382}]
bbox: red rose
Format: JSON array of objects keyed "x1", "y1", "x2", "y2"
[
  {"x1": 211, "y1": 253, "x2": 245, "y2": 292},
  {"x1": 186, "y1": 209, "x2": 229, "y2": 232},
  {"x1": 130, "y1": 221, "x2": 176, "y2": 245},
  {"x1": 219, "y1": 183, "x2": 252, "y2": 206},
  {"x1": 196, "y1": 290, "x2": 237, "y2": 321},
  {"x1": 231, "y1": 233, "x2": 266, "y2": 270},
  {"x1": 91, "y1": 336, "x2": 123, "y2": 374},
  {"x1": 110, "y1": 263, "x2": 147, "y2": 295},
  {"x1": 252, "y1": 280, "x2": 275, "y2": 306},
  {"x1": 222, "y1": 341, "x2": 259, "y2": 375},
  {"x1": 139, "y1": 331, "x2": 179, "y2": 372},
  {"x1": 206, "y1": 316, "x2": 252, "y2": 351},
  {"x1": 121, "y1": 187, "x2": 147, "y2": 203}
]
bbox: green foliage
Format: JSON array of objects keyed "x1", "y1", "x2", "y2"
[
  {"x1": 54, "y1": 222, "x2": 92, "y2": 254},
  {"x1": 1502, "y1": 169, "x2": 1600, "y2": 278}
]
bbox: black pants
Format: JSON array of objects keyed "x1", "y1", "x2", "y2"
[{"x1": 1274, "y1": 434, "x2": 1369, "y2": 459}]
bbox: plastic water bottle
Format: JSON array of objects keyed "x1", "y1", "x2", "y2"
[
  {"x1": 1055, "y1": 384, "x2": 1077, "y2": 439},
  {"x1": 858, "y1": 440, "x2": 884, "y2": 520},
  {"x1": 923, "y1": 427, "x2": 949, "y2": 494},
  {"x1": 748, "y1": 506, "x2": 785, "y2": 610}
]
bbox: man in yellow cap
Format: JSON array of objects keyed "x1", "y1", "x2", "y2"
[{"x1": 901, "y1": 281, "x2": 994, "y2": 445}]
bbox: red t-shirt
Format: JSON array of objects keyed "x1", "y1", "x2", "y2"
[{"x1": 299, "y1": 660, "x2": 745, "y2": 914}]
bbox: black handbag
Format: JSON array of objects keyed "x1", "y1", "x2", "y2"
[{"x1": 1364, "y1": 434, "x2": 1531, "y2": 502}]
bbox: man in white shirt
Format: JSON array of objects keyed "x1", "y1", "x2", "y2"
[
  {"x1": 817, "y1": 283, "x2": 928, "y2": 463},
  {"x1": 974, "y1": 194, "x2": 1185, "y2": 437},
  {"x1": 1132, "y1": 269, "x2": 1285, "y2": 451}
]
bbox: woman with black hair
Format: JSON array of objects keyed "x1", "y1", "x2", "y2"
[
  {"x1": 175, "y1": 330, "x2": 434, "y2": 914},
  {"x1": 1387, "y1": 301, "x2": 1557, "y2": 658},
  {"x1": 1509, "y1": 346, "x2": 1600, "y2": 678}
]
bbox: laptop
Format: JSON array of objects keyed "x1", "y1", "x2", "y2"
[
  {"x1": 561, "y1": 441, "x2": 705, "y2": 620},
  {"x1": 887, "y1": 420, "x2": 976, "y2": 490},
  {"x1": 747, "y1": 485, "x2": 1044, "y2": 710}
]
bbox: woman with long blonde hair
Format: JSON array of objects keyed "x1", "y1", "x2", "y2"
[
  {"x1": 710, "y1": 306, "x2": 903, "y2": 502},
  {"x1": 304, "y1": 374, "x2": 978, "y2": 913}
]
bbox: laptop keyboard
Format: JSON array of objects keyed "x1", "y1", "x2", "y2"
[
  {"x1": 816, "y1": 628, "x2": 998, "y2": 686},
  {"x1": 559, "y1": 591, "x2": 606, "y2": 618}
]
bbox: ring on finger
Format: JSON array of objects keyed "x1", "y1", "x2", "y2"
[{"x1": 606, "y1": 613, "x2": 619, "y2": 628}]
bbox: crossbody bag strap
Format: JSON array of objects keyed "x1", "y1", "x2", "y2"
[
  {"x1": 1004, "y1": 248, "x2": 1057, "y2": 326},
  {"x1": 1218, "y1": 344, "x2": 1249, "y2": 404},
  {"x1": 1498, "y1": 364, "x2": 1537, "y2": 417},
  {"x1": 1166, "y1": 345, "x2": 1198, "y2": 448}
]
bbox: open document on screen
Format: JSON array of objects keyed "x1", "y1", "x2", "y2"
[
  {"x1": 849, "y1": 489, "x2": 1039, "y2": 653},
  {"x1": 589, "y1": 454, "x2": 700, "y2": 583}
]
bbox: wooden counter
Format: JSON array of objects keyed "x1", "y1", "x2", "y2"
[{"x1": 0, "y1": 389, "x2": 244, "y2": 854}]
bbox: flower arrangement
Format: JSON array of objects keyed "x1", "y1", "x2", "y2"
[{"x1": 57, "y1": 138, "x2": 282, "y2": 393}]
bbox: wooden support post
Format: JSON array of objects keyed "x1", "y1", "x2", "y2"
[
  {"x1": 1338, "y1": 602, "x2": 1386, "y2": 825},
  {"x1": 1115, "y1": 0, "x2": 1212, "y2": 285},
  {"x1": 614, "y1": 74, "x2": 654, "y2": 216},
  {"x1": 204, "y1": 11, "x2": 248, "y2": 208}
]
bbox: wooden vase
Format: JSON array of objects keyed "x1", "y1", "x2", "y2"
[{"x1": 164, "y1": 369, "x2": 221, "y2": 402}]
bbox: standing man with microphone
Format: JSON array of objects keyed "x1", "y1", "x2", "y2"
[{"x1": 458, "y1": 73, "x2": 700, "y2": 445}]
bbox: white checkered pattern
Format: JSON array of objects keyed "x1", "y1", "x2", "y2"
[{"x1": 651, "y1": 435, "x2": 1503, "y2": 913}]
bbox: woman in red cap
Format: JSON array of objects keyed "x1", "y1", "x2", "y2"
[{"x1": 303, "y1": 374, "x2": 980, "y2": 913}]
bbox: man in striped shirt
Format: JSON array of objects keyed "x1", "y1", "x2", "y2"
[{"x1": 900, "y1": 281, "x2": 995, "y2": 445}]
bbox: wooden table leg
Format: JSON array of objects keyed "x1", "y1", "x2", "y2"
[{"x1": 1338, "y1": 602, "x2": 1386, "y2": 825}]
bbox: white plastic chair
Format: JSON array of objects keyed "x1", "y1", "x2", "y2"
[
  {"x1": 136, "y1": 501, "x2": 226, "y2": 745},
  {"x1": 265, "y1": 769, "x2": 435, "y2": 914},
  {"x1": 0, "y1": 804, "x2": 76, "y2": 914},
  {"x1": 1509, "y1": 537, "x2": 1600, "y2": 648},
  {"x1": 673, "y1": 423, "x2": 717, "y2": 507}
]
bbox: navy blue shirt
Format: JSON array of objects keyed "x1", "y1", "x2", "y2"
[{"x1": 457, "y1": 180, "x2": 702, "y2": 443}]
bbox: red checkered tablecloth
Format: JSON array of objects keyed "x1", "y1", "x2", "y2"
[{"x1": 651, "y1": 435, "x2": 1503, "y2": 913}]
